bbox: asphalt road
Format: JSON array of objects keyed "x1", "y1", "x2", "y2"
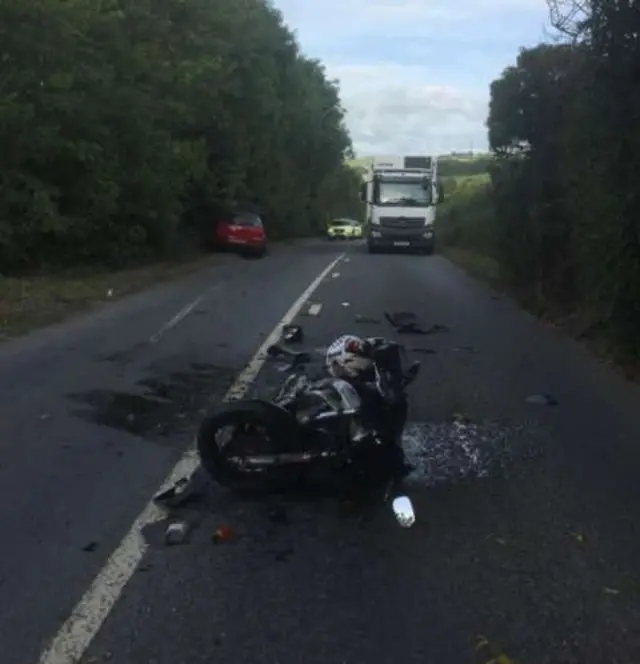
[{"x1": 3, "y1": 239, "x2": 640, "y2": 664}]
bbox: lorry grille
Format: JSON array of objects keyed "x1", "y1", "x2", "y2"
[{"x1": 378, "y1": 216, "x2": 425, "y2": 228}]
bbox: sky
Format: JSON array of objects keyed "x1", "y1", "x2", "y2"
[{"x1": 273, "y1": 0, "x2": 552, "y2": 156}]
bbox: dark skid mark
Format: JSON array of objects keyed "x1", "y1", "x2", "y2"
[{"x1": 68, "y1": 364, "x2": 237, "y2": 444}]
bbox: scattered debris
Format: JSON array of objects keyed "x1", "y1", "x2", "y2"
[
  {"x1": 452, "y1": 345, "x2": 477, "y2": 353},
  {"x1": 153, "y1": 466, "x2": 210, "y2": 509},
  {"x1": 411, "y1": 347, "x2": 437, "y2": 354},
  {"x1": 570, "y1": 531, "x2": 585, "y2": 544},
  {"x1": 384, "y1": 311, "x2": 450, "y2": 335},
  {"x1": 424, "y1": 323, "x2": 450, "y2": 334},
  {"x1": 603, "y1": 587, "x2": 620, "y2": 595},
  {"x1": 82, "y1": 541, "x2": 98, "y2": 552},
  {"x1": 266, "y1": 343, "x2": 311, "y2": 372},
  {"x1": 331, "y1": 272, "x2": 340, "y2": 278},
  {"x1": 341, "y1": 302, "x2": 350, "y2": 307},
  {"x1": 213, "y1": 525, "x2": 235, "y2": 543},
  {"x1": 106, "y1": 289, "x2": 113, "y2": 298},
  {"x1": 165, "y1": 521, "x2": 190, "y2": 545},
  {"x1": 39, "y1": 413, "x2": 51, "y2": 420},
  {"x1": 385, "y1": 311, "x2": 417, "y2": 327},
  {"x1": 525, "y1": 393, "x2": 558, "y2": 406},
  {"x1": 282, "y1": 324, "x2": 303, "y2": 344}
]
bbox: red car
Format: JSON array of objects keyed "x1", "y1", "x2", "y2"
[{"x1": 214, "y1": 212, "x2": 267, "y2": 257}]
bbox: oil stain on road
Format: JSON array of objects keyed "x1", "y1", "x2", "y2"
[{"x1": 67, "y1": 362, "x2": 237, "y2": 445}]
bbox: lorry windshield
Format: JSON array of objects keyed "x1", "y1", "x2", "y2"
[{"x1": 376, "y1": 180, "x2": 432, "y2": 207}]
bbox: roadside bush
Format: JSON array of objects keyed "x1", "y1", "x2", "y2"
[{"x1": 437, "y1": 174, "x2": 495, "y2": 257}]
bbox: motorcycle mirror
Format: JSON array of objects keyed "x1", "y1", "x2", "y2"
[{"x1": 392, "y1": 495, "x2": 415, "y2": 527}]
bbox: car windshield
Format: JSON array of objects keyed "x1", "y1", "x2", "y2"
[
  {"x1": 376, "y1": 181, "x2": 432, "y2": 207},
  {"x1": 330, "y1": 220, "x2": 354, "y2": 227},
  {"x1": 233, "y1": 213, "x2": 262, "y2": 227}
]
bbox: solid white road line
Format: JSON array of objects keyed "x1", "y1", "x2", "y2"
[
  {"x1": 307, "y1": 303, "x2": 322, "y2": 316},
  {"x1": 37, "y1": 252, "x2": 344, "y2": 664}
]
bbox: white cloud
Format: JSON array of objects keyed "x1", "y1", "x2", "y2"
[
  {"x1": 274, "y1": 0, "x2": 551, "y2": 155},
  {"x1": 331, "y1": 64, "x2": 488, "y2": 154}
]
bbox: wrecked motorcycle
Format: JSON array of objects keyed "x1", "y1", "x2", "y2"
[{"x1": 196, "y1": 335, "x2": 420, "y2": 527}]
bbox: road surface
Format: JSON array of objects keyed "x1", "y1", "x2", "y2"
[{"x1": 2, "y1": 240, "x2": 640, "y2": 664}]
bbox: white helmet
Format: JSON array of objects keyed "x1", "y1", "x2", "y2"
[{"x1": 325, "y1": 334, "x2": 373, "y2": 378}]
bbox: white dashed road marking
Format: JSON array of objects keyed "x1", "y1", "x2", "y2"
[{"x1": 149, "y1": 284, "x2": 222, "y2": 344}]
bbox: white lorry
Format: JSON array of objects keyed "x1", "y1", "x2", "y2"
[{"x1": 360, "y1": 155, "x2": 442, "y2": 254}]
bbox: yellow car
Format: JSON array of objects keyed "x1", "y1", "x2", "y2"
[{"x1": 327, "y1": 218, "x2": 363, "y2": 240}]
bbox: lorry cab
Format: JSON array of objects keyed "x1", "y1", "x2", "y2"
[{"x1": 361, "y1": 155, "x2": 443, "y2": 254}]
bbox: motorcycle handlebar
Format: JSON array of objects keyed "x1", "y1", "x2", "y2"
[{"x1": 354, "y1": 339, "x2": 420, "y2": 386}]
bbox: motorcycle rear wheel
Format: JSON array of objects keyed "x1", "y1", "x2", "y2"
[{"x1": 196, "y1": 399, "x2": 306, "y2": 493}]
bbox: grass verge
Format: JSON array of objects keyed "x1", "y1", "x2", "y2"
[
  {"x1": 0, "y1": 254, "x2": 217, "y2": 341},
  {"x1": 442, "y1": 247, "x2": 502, "y2": 288}
]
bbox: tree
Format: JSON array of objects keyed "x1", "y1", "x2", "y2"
[{"x1": 0, "y1": 0, "x2": 359, "y2": 272}]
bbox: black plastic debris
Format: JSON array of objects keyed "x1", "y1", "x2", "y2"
[
  {"x1": 525, "y1": 393, "x2": 558, "y2": 406},
  {"x1": 412, "y1": 347, "x2": 437, "y2": 354},
  {"x1": 384, "y1": 311, "x2": 450, "y2": 335},
  {"x1": 355, "y1": 315, "x2": 381, "y2": 324},
  {"x1": 82, "y1": 541, "x2": 98, "y2": 552},
  {"x1": 426, "y1": 324, "x2": 450, "y2": 334},
  {"x1": 153, "y1": 465, "x2": 210, "y2": 509},
  {"x1": 282, "y1": 324, "x2": 303, "y2": 344},
  {"x1": 385, "y1": 311, "x2": 417, "y2": 327},
  {"x1": 266, "y1": 344, "x2": 311, "y2": 366}
]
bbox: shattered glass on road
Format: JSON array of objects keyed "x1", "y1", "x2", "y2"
[{"x1": 402, "y1": 419, "x2": 544, "y2": 487}]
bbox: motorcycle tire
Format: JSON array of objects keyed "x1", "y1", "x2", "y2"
[{"x1": 196, "y1": 399, "x2": 304, "y2": 493}]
